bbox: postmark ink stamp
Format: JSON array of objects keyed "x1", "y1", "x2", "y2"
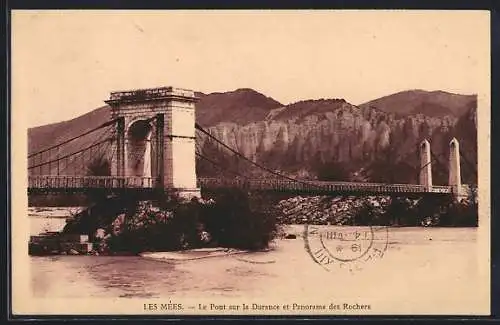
[{"x1": 303, "y1": 225, "x2": 389, "y2": 272}]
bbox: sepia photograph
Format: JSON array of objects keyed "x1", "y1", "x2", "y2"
[{"x1": 11, "y1": 10, "x2": 490, "y2": 316}]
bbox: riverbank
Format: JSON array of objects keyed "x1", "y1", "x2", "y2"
[
  {"x1": 27, "y1": 190, "x2": 477, "y2": 256},
  {"x1": 140, "y1": 248, "x2": 253, "y2": 262},
  {"x1": 28, "y1": 232, "x2": 274, "y2": 258}
]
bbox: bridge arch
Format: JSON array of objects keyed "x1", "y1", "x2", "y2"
[{"x1": 126, "y1": 119, "x2": 155, "y2": 178}]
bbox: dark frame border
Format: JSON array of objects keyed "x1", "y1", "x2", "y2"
[{"x1": 3, "y1": 1, "x2": 499, "y2": 323}]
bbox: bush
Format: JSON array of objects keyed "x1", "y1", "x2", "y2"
[
  {"x1": 63, "y1": 195, "x2": 137, "y2": 240},
  {"x1": 437, "y1": 199, "x2": 478, "y2": 227},
  {"x1": 96, "y1": 189, "x2": 281, "y2": 253},
  {"x1": 351, "y1": 201, "x2": 386, "y2": 226},
  {"x1": 199, "y1": 190, "x2": 280, "y2": 250},
  {"x1": 382, "y1": 197, "x2": 419, "y2": 226},
  {"x1": 348, "y1": 195, "x2": 479, "y2": 227}
]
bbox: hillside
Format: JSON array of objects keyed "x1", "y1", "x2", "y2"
[
  {"x1": 195, "y1": 88, "x2": 283, "y2": 126},
  {"x1": 28, "y1": 88, "x2": 478, "y2": 186},
  {"x1": 359, "y1": 89, "x2": 476, "y2": 118},
  {"x1": 28, "y1": 106, "x2": 111, "y2": 155}
]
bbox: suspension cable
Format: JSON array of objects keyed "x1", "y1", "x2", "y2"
[
  {"x1": 32, "y1": 125, "x2": 114, "y2": 174},
  {"x1": 195, "y1": 123, "x2": 318, "y2": 187},
  {"x1": 195, "y1": 150, "x2": 248, "y2": 178},
  {"x1": 57, "y1": 127, "x2": 114, "y2": 176},
  {"x1": 28, "y1": 137, "x2": 114, "y2": 170},
  {"x1": 28, "y1": 118, "x2": 118, "y2": 158}
]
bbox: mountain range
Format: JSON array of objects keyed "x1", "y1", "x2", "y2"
[{"x1": 28, "y1": 88, "x2": 478, "y2": 186}]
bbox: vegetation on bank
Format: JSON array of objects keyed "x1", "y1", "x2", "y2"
[
  {"x1": 351, "y1": 195, "x2": 478, "y2": 227},
  {"x1": 28, "y1": 189, "x2": 477, "y2": 256},
  {"x1": 62, "y1": 189, "x2": 281, "y2": 255}
]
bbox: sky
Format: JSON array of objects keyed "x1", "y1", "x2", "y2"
[{"x1": 11, "y1": 10, "x2": 490, "y2": 127}]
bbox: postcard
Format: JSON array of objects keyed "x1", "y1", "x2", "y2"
[{"x1": 11, "y1": 9, "x2": 491, "y2": 316}]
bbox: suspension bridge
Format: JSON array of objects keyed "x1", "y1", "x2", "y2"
[{"x1": 27, "y1": 86, "x2": 473, "y2": 199}]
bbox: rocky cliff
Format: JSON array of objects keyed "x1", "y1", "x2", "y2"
[{"x1": 198, "y1": 91, "x2": 477, "y2": 185}]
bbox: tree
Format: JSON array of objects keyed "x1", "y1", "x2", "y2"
[
  {"x1": 86, "y1": 154, "x2": 111, "y2": 176},
  {"x1": 199, "y1": 189, "x2": 280, "y2": 250}
]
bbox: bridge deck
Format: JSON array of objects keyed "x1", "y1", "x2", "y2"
[{"x1": 27, "y1": 175, "x2": 458, "y2": 195}]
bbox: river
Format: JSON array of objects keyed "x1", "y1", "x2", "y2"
[{"x1": 26, "y1": 210, "x2": 488, "y2": 315}]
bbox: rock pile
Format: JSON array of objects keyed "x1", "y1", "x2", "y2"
[{"x1": 276, "y1": 195, "x2": 392, "y2": 225}]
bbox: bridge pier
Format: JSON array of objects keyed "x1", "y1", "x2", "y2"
[
  {"x1": 419, "y1": 139, "x2": 432, "y2": 190},
  {"x1": 448, "y1": 137, "x2": 466, "y2": 200},
  {"x1": 418, "y1": 137, "x2": 467, "y2": 200},
  {"x1": 105, "y1": 86, "x2": 201, "y2": 200}
]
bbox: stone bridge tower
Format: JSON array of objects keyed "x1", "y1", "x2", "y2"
[
  {"x1": 105, "y1": 86, "x2": 200, "y2": 199},
  {"x1": 419, "y1": 139, "x2": 433, "y2": 190},
  {"x1": 448, "y1": 137, "x2": 466, "y2": 199},
  {"x1": 418, "y1": 137, "x2": 467, "y2": 199}
]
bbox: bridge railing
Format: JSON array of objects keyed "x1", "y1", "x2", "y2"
[
  {"x1": 28, "y1": 176, "x2": 158, "y2": 189},
  {"x1": 310, "y1": 180, "x2": 428, "y2": 193},
  {"x1": 197, "y1": 177, "x2": 452, "y2": 194},
  {"x1": 28, "y1": 175, "x2": 455, "y2": 194}
]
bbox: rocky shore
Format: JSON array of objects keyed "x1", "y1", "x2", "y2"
[{"x1": 276, "y1": 195, "x2": 392, "y2": 225}]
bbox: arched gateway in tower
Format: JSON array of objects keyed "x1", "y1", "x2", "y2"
[{"x1": 105, "y1": 86, "x2": 200, "y2": 199}]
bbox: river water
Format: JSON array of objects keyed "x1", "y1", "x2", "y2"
[{"x1": 26, "y1": 210, "x2": 488, "y2": 314}]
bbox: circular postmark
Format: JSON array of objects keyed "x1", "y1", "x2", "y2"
[{"x1": 303, "y1": 224, "x2": 389, "y2": 272}]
